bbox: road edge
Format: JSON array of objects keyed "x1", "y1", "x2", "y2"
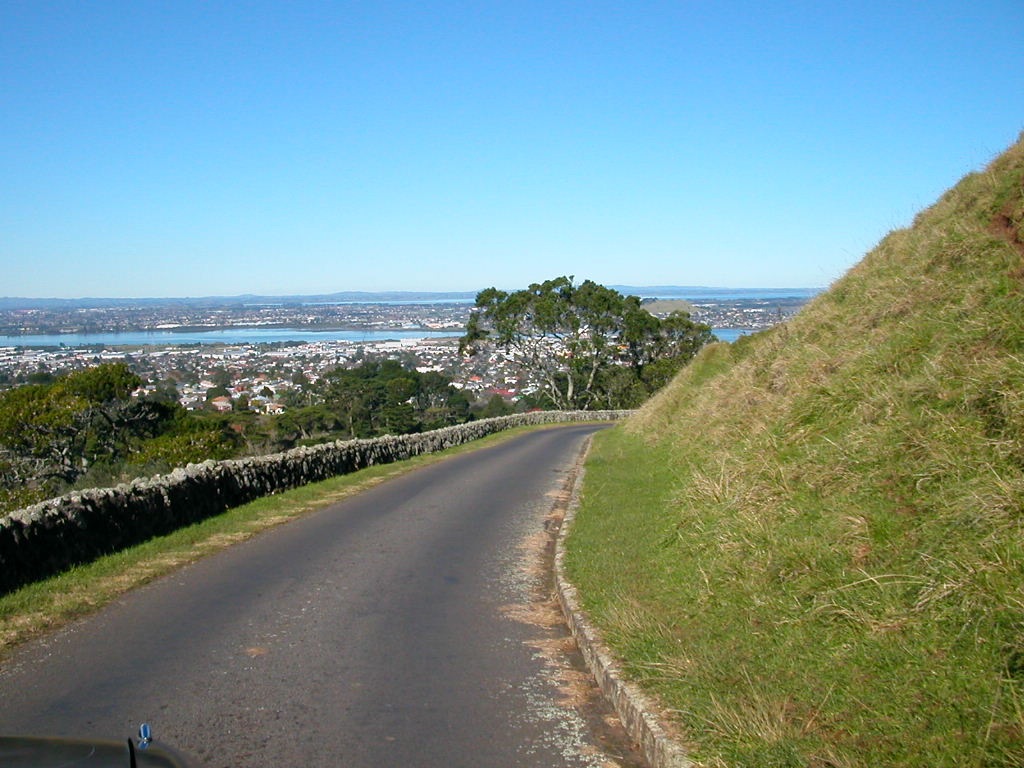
[
  {"x1": 0, "y1": 423, "x2": 587, "y2": 662},
  {"x1": 555, "y1": 436, "x2": 695, "y2": 768}
]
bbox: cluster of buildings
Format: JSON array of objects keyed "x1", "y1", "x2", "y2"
[
  {"x1": 0, "y1": 336, "x2": 538, "y2": 414},
  {"x1": 691, "y1": 301, "x2": 784, "y2": 330},
  {"x1": 0, "y1": 295, "x2": 813, "y2": 413},
  {"x1": 0, "y1": 302, "x2": 469, "y2": 336},
  {"x1": 0, "y1": 295, "x2": 811, "y2": 339}
]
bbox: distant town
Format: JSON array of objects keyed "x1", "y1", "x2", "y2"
[
  {"x1": 0, "y1": 300, "x2": 469, "y2": 336},
  {"x1": 0, "y1": 291, "x2": 815, "y2": 411}
]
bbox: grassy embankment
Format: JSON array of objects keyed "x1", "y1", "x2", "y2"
[
  {"x1": 566, "y1": 134, "x2": 1024, "y2": 767},
  {"x1": 0, "y1": 423, "x2": 558, "y2": 661}
]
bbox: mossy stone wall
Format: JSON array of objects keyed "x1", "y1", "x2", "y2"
[{"x1": 0, "y1": 411, "x2": 627, "y2": 594}]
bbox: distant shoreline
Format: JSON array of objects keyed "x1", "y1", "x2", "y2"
[
  {"x1": 0, "y1": 323, "x2": 449, "y2": 337},
  {"x1": 0, "y1": 328, "x2": 465, "y2": 348},
  {"x1": 0, "y1": 286, "x2": 821, "y2": 311},
  {"x1": 0, "y1": 327, "x2": 752, "y2": 348}
]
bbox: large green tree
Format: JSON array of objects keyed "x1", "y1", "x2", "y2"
[
  {"x1": 0, "y1": 363, "x2": 154, "y2": 484},
  {"x1": 0, "y1": 382, "x2": 87, "y2": 485},
  {"x1": 0, "y1": 363, "x2": 236, "y2": 511},
  {"x1": 322, "y1": 359, "x2": 468, "y2": 438},
  {"x1": 460, "y1": 277, "x2": 712, "y2": 409}
]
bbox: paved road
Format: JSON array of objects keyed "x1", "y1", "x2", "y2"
[{"x1": 0, "y1": 424, "x2": 628, "y2": 768}]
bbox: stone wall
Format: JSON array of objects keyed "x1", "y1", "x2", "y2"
[{"x1": 0, "y1": 411, "x2": 628, "y2": 594}]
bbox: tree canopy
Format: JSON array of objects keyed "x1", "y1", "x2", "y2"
[
  {"x1": 460, "y1": 276, "x2": 713, "y2": 409},
  {"x1": 323, "y1": 359, "x2": 469, "y2": 438},
  {"x1": 0, "y1": 358, "x2": 473, "y2": 514},
  {"x1": 0, "y1": 363, "x2": 236, "y2": 512}
]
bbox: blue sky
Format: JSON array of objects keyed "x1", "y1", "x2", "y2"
[{"x1": 2, "y1": 1, "x2": 1022, "y2": 298}]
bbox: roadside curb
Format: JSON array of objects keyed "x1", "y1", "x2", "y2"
[{"x1": 555, "y1": 437, "x2": 695, "y2": 768}]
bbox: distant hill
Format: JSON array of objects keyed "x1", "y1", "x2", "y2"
[
  {"x1": 639, "y1": 298, "x2": 695, "y2": 316},
  {"x1": 0, "y1": 291, "x2": 480, "y2": 311},
  {"x1": 0, "y1": 285, "x2": 821, "y2": 311},
  {"x1": 567, "y1": 133, "x2": 1024, "y2": 766}
]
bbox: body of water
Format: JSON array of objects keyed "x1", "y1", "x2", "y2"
[
  {"x1": 643, "y1": 288, "x2": 821, "y2": 301},
  {"x1": 0, "y1": 326, "x2": 756, "y2": 347},
  {"x1": 301, "y1": 298, "x2": 475, "y2": 306},
  {"x1": 294, "y1": 289, "x2": 821, "y2": 305},
  {"x1": 711, "y1": 328, "x2": 751, "y2": 343},
  {"x1": 0, "y1": 328, "x2": 460, "y2": 348},
  {"x1": 302, "y1": 290, "x2": 822, "y2": 304}
]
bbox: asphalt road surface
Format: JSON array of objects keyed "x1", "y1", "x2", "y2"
[{"x1": 0, "y1": 424, "x2": 634, "y2": 768}]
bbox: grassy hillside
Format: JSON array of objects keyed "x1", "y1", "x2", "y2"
[{"x1": 566, "y1": 134, "x2": 1024, "y2": 767}]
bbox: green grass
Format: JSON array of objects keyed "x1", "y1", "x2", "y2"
[
  {"x1": 566, "y1": 134, "x2": 1024, "y2": 767},
  {"x1": 0, "y1": 424, "x2": 556, "y2": 660}
]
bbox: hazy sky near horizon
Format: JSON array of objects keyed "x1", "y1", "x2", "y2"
[{"x1": 2, "y1": 1, "x2": 1022, "y2": 299}]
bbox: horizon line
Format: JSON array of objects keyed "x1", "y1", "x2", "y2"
[{"x1": 0, "y1": 284, "x2": 826, "y2": 304}]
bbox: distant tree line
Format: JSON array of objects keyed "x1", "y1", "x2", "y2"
[{"x1": 261, "y1": 359, "x2": 471, "y2": 447}]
